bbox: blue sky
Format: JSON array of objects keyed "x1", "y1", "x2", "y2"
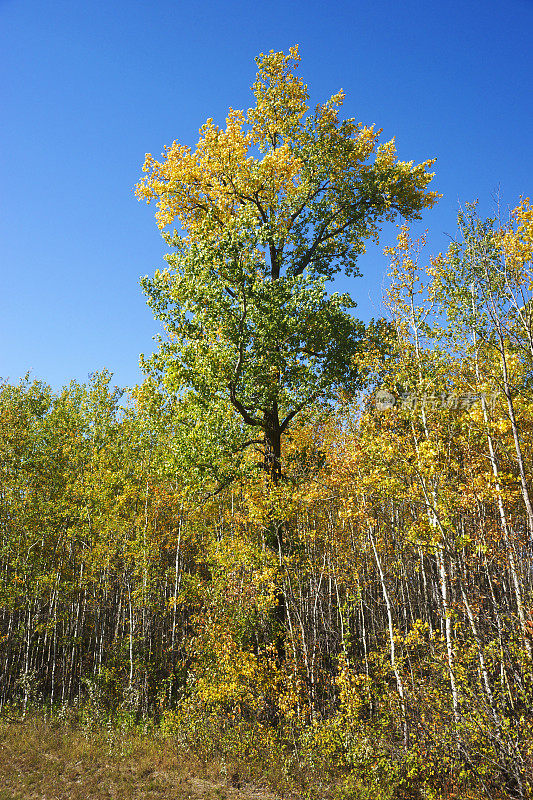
[{"x1": 1, "y1": 0, "x2": 532, "y2": 389}]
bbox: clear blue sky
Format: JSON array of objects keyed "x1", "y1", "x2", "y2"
[{"x1": 1, "y1": 0, "x2": 532, "y2": 389}]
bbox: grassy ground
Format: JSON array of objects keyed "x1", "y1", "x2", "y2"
[{"x1": 0, "y1": 717, "x2": 285, "y2": 800}]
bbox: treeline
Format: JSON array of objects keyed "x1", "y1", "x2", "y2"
[{"x1": 1, "y1": 203, "x2": 533, "y2": 798}]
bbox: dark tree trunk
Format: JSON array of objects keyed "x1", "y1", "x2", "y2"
[
  {"x1": 264, "y1": 404, "x2": 282, "y2": 488},
  {"x1": 264, "y1": 402, "x2": 286, "y2": 665}
]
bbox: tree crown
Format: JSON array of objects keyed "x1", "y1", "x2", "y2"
[{"x1": 136, "y1": 46, "x2": 438, "y2": 282}]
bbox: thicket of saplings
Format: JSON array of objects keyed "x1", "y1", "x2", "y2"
[{"x1": 2, "y1": 211, "x2": 533, "y2": 800}]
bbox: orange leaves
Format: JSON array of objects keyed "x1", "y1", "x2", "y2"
[
  {"x1": 248, "y1": 44, "x2": 308, "y2": 147},
  {"x1": 495, "y1": 197, "x2": 533, "y2": 285},
  {"x1": 136, "y1": 102, "x2": 304, "y2": 237},
  {"x1": 138, "y1": 114, "x2": 253, "y2": 233},
  {"x1": 135, "y1": 45, "x2": 438, "y2": 259},
  {"x1": 135, "y1": 48, "x2": 309, "y2": 237}
]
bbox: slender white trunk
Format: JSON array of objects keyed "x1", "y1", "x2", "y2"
[
  {"x1": 435, "y1": 546, "x2": 459, "y2": 722},
  {"x1": 460, "y1": 581, "x2": 499, "y2": 728},
  {"x1": 171, "y1": 515, "x2": 183, "y2": 652},
  {"x1": 368, "y1": 525, "x2": 408, "y2": 743},
  {"x1": 128, "y1": 582, "x2": 134, "y2": 688},
  {"x1": 473, "y1": 327, "x2": 532, "y2": 658},
  {"x1": 357, "y1": 580, "x2": 372, "y2": 715},
  {"x1": 500, "y1": 338, "x2": 533, "y2": 533}
]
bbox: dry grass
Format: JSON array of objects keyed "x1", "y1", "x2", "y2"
[{"x1": 0, "y1": 717, "x2": 284, "y2": 800}]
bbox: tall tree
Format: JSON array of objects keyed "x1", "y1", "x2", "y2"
[{"x1": 135, "y1": 46, "x2": 438, "y2": 487}]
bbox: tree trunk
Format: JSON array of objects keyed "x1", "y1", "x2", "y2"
[{"x1": 264, "y1": 408, "x2": 286, "y2": 664}]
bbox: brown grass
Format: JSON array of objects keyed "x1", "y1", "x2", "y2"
[{"x1": 0, "y1": 717, "x2": 285, "y2": 800}]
